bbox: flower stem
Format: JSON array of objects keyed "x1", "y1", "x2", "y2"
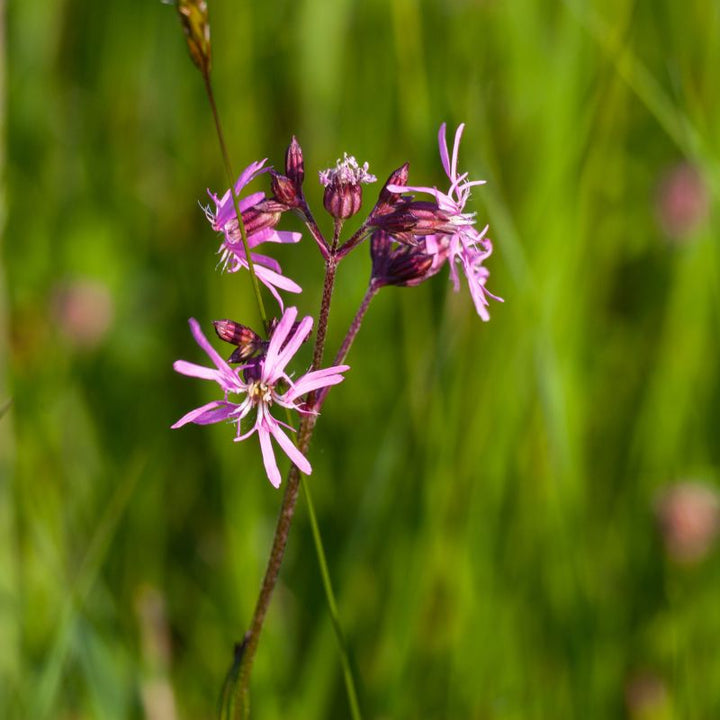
[
  {"x1": 316, "y1": 284, "x2": 378, "y2": 411},
  {"x1": 202, "y1": 71, "x2": 269, "y2": 330},
  {"x1": 300, "y1": 202, "x2": 330, "y2": 260},
  {"x1": 312, "y1": 257, "x2": 338, "y2": 371},
  {"x1": 234, "y1": 449, "x2": 306, "y2": 715},
  {"x1": 232, "y1": 258, "x2": 356, "y2": 715}
]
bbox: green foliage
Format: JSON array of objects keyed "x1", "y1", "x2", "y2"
[{"x1": 2, "y1": 0, "x2": 719, "y2": 717}]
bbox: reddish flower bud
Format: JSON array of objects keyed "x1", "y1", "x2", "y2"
[
  {"x1": 323, "y1": 182, "x2": 363, "y2": 220},
  {"x1": 370, "y1": 200, "x2": 454, "y2": 243},
  {"x1": 270, "y1": 170, "x2": 302, "y2": 208},
  {"x1": 318, "y1": 154, "x2": 377, "y2": 220},
  {"x1": 224, "y1": 202, "x2": 281, "y2": 242},
  {"x1": 285, "y1": 136, "x2": 305, "y2": 187},
  {"x1": 372, "y1": 163, "x2": 410, "y2": 218},
  {"x1": 213, "y1": 319, "x2": 264, "y2": 362}
]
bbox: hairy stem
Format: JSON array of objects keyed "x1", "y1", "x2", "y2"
[
  {"x1": 300, "y1": 202, "x2": 330, "y2": 260},
  {"x1": 312, "y1": 257, "x2": 338, "y2": 371},
  {"x1": 316, "y1": 284, "x2": 378, "y2": 411},
  {"x1": 233, "y1": 258, "x2": 345, "y2": 712}
]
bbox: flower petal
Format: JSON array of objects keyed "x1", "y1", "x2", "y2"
[
  {"x1": 234, "y1": 160, "x2": 268, "y2": 196},
  {"x1": 270, "y1": 423, "x2": 312, "y2": 476},
  {"x1": 450, "y1": 123, "x2": 465, "y2": 182},
  {"x1": 172, "y1": 400, "x2": 235, "y2": 428},
  {"x1": 258, "y1": 429, "x2": 282, "y2": 488},
  {"x1": 272, "y1": 315, "x2": 313, "y2": 377},
  {"x1": 188, "y1": 318, "x2": 230, "y2": 374},
  {"x1": 285, "y1": 365, "x2": 349, "y2": 402},
  {"x1": 263, "y1": 306, "x2": 298, "y2": 375},
  {"x1": 438, "y1": 122, "x2": 451, "y2": 179},
  {"x1": 173, "y1": 360, "x2": 221, "y2": 382}
]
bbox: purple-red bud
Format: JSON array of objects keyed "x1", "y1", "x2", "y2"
[
  {"x1": 323, "y1": 183, "x2": 363, "y2": 220},
  {"x1": 213, "y1": 319, "x2": 264, "y2": 362},
  {"x1": 370, "y1": 200, "x2": 453, "y2": 243},
  {"x1": 377, "y1": 163, "x2": 410, "y2": 207},
  {"x1": 270, "y1": 171, "x2": 302, "y2": 208},
  {"x1": 318, "y1": 154, "x2": 377, "y2": 220},
  {"x1": 285, "y1": 136, "x2": 305, "y2": 187},
  {"x1": 225, "y1": 202, "x2": 281, "y2": 242}
]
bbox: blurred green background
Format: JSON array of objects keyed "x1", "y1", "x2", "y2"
[{"x1": 2, "y1": 0, "x2": 719, "y2": 718}]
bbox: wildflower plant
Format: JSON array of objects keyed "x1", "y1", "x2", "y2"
[{"x1": 172, "y1": 2, "x2": 501, "y2": 717}]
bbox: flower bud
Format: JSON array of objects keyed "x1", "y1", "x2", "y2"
[
  {"x1": 323, "y1": 182, "x2": 362, "y2": 220},
  {"x1": 285, "y1": 136, "x2": 305, "y2": 187},
  {"x1": 213, "y1": 319, "x2": 264, "y2": 362},
  {"x1": 318, "y1": 153, "x2": 377, "y2": 220},
  {"x1": 270, "y1": 171, "x2": 302, "y2": 208},
  {"x1": 371, "y1": 163, "x2": 410, "y2": 218},
  {"x1": 224, "y1": 202, "x2": 281, "y2": 242},
  {"x1": 370, "y1": 200, "x2": 454, "y2": 244},
  {"x1": 177, "y1": 0, "x2": 211, "y2": 75}
]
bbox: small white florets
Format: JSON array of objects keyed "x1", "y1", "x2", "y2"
[{"x1": 319, "y1": 153, "x2": 377, "y2": 187}]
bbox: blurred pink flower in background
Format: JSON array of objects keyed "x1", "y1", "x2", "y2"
[
  {"x1": 624, "y1": 671, "x2": 670, "y2": 720},
  {"x1": 654, "y1": 481, "x2": 720, "y2": 564},
  {"x1": 52, "y1": 278, "x2": 114, "y2": 349},
  {"x1": 655, "y1": 163, "x2": 709, "y2": 240}
]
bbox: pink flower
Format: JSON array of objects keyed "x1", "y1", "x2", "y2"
[
  {"x1": 204, "y1": 160, "x2": 304, "y2": 308},
  {"x1": 389, "y1": 123, "x2": 503, "y2": 320},
  {"x1": 172, "y1": 307, "x2": 349, "y2": 488}
]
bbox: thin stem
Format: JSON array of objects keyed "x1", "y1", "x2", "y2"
[
  {"x1": 316, "y1": 284, "x2": 378, "y2": 411},
  {"x1": 299, "y1": 202, "x2": 330, "y2": 260},
  {"x1": 233, "y1": 447, "x2": 306, "y2": 715},
  {"x1": 301, "y1": 476, "x2": 362, "y2": 720},
  {"x1": 312, "y1": 258, "x2": 338, "y2": 372},
  {"x1": 331, "y1": 218, "x2": 344, "y2": 251},
  {"x1": 233, "y1": 258, "x2": 345, "y2": 712},
  {"x1": 202, "y1": 72, "x2": 269, "y2": 329}
]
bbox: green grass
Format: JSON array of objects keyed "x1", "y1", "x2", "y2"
[{"x1": 2, "y1": 0, "x2": 720, "y2": 717}]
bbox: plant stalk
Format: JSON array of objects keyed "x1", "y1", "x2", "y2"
[{"x1": 233, "y1": 256, "x2": 351, "y2": 713}]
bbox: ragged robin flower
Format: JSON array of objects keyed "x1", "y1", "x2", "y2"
[
  {"x1": 204, "y1": 159, "x2": 303, "y2": 307},
  {"x1": 172, "y1": 307, "x2": 349, "y2": 488},
  {"x1": 387, "y1": 123, "x2": 503, "y2": 320}
]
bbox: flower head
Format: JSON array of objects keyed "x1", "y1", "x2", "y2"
[
  {"x1": 172, "y1": 308, "x2": 349, "y2": 488},
  {"x1": 318, "y1": 154, "x2": 377, "y2": 219},
  {"x1": 387, "y1": 123, "x2": 503, "y2": 320},
  {"x1": 204, "y1": 160, "x2": 304, "y2": 308}
]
